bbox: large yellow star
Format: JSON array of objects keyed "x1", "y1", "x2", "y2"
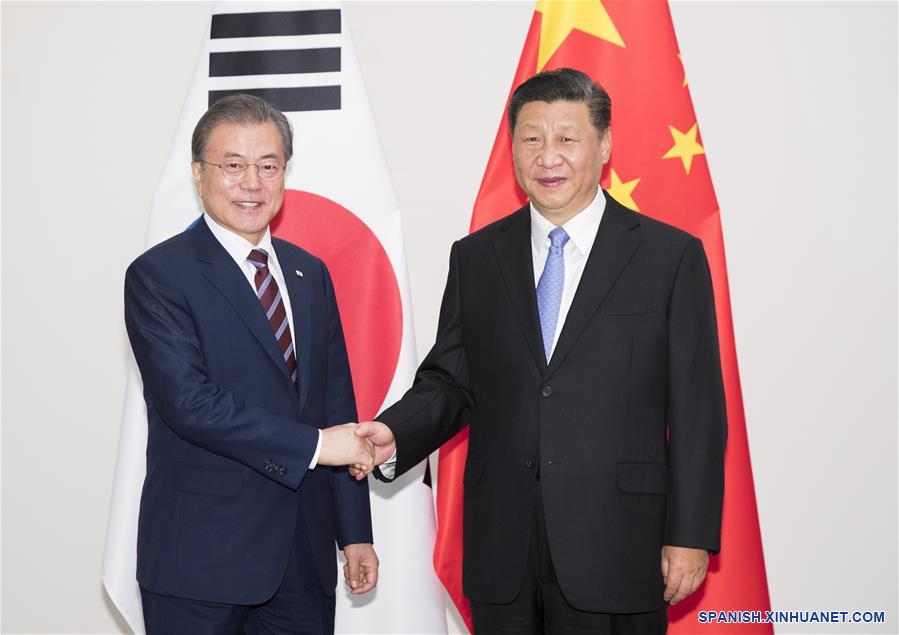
[
  {"x1": 607, "y1": 169, "x2": 640, "y2": 210},
  {"x1": 535, "y1": 0, "x2": 625, "y2": 71},
  {"x1": 662, "y1": 123, "x2": 704, "y2": 174}
]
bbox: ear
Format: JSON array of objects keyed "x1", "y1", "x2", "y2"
[
  {"x1": 191, "y1": 161, "x2": 203, "y2": 196},
  {"x1": 600, "y1": 128, "x2": 612, "y2": 165}
]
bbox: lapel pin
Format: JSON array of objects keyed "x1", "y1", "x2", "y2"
[{"x1": 295, "y1": 270, "x2": 304, "y2": 278}]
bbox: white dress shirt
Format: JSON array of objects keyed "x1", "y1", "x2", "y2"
[
  {"x1": 203, "y1": 214, "x2": 322, "y2": 468},
  {"x1": 530, "y1": 188, "x2": 605, "y2": 357},
  {"x1": 379, "y1": 189, "x2": 606, "y2": 478}
]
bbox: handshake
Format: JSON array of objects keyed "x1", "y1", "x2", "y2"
[{"x1": 317, "y1": 421, "x2": 396, "y2": 480}]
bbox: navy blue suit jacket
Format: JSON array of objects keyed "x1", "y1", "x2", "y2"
[{"x1": 124, "y1": 219, "x2": 372, "y2": 605}]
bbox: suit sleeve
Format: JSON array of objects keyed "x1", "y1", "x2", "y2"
[
  {"x1": 124, "y1": 255, "x2": 320, "y2": 491},
  {"x1": 375, "y1": 240, "x2": 474, "y2": 481},
  {"x1": 664, "y1": 238, "x2": 727, "y2": 553},
  {"x1": 319, "y1": 262, "x2": 373, "y2": 547}
]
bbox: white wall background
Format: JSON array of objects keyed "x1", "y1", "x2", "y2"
[{"x1": 1, "y1": 2, "x2": 896, "y2": 634}]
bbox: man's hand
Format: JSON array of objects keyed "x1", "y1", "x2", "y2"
[
  {"x1": 349, "y1": 421, "x2": 396, "y2": 480},
  {"x1": 343, "y1": 543, "x2": 379, "y2": 594},
  {"x1": 661, "y1": 545, "x2": 708, "y2": 605},
  {"x1": 317, "y1": 423, "x2": 374, "y2": 468}
]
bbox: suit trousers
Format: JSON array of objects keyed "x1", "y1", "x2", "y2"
[
  {"x1": 141, "y1": 491, "x2": 335, "y2": 635},
  {"x1": 470, "y1": 483, "x2": 668, "y2": 635}
]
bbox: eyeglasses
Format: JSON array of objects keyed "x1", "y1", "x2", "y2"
[{"x1": 200, "y1": 159, "x2": 285, "y2": 182}]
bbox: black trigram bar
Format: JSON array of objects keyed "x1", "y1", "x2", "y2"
[
  {"x1": 211, "y1": 10, "x2": 340, "y2": 39},
  {"x1": 210, "y1": 48, "x2": 340, "y2": 77},
  {"x1": 208, "y1": 86, "x2": 340, "y2": 112}
]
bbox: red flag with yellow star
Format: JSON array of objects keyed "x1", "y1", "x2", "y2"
[{"x1": 433, "y1": 1, "x2": 772, "y2": 632}]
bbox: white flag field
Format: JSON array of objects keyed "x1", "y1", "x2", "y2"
[{"x1": 102, "y1": 3, "x2": 447, "y2": 633}]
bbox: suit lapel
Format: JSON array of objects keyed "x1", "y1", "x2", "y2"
[
  {"x1": 192, "y1": 221, "x2": 295, "y2": 391},
  {"x1": 274, "y1": 240, "x2": 312, "y2": 412},
  {"x1": 546, "y1": 192, "x2": 642, "y2": 377},
  {"x1": 490, "y1": 207, "x2": 547, "y2": 374}
]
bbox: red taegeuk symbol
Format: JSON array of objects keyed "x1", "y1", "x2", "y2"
[{"x1": 272, "y1": 189, "x2": 403, "y2": 420}]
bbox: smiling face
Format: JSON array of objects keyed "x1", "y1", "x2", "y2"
[
  {"x1": 192, "y1": 121, "x2": 286, "y2": 245},
  {"x1": 511, "y1": 100, "x2": 611, "y2": 226}
]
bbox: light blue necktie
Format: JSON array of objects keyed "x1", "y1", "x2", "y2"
[{"x1": 536, "y1": 227, "x2": 570, "y2": 362}]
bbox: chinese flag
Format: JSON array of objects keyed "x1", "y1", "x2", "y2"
[{"x1": 433, "y1": 1, "x2": 772, "y2": 632}]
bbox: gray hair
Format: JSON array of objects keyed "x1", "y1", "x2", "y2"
[
  {"x1": 191, "y1": 94, "x2": 293, "y2": 163},
  {"x1": 508, "y1": 68, "x2": 611, "y2": 137}
]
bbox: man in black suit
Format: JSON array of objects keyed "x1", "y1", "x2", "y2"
[{"x1": 353, "y1": 69, "x2": 726, "y2": 634}]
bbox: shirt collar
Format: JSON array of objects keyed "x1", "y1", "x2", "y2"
[
  {"x1": 203, "y1": 213, "x2": 275, "y2": 266},
  {"x1": 530, "y1": 188, "x2": 606, "y2": 256}
]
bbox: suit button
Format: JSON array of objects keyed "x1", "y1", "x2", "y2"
[
  {"x1": 525, "y1": 458, "x2": 536, "y2": 469},
  {"x1": 541, "y1": 385, "x2": 552, "y2": 398}
]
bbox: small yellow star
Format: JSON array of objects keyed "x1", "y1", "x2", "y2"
[
  {"x1": 607, "y1": 169, "x2": 640, "y2": 210},
  {"x1": 662, "y1": 123, "x2": 704, "y2": 174},
  {"x1": 677, "y1": 53, "x2": 688, "y2": 87},
  {"x1": 535, "y1": 0, "x2": 625, "y2": 71}
]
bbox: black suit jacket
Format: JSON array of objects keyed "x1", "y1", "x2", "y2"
[{"x1": 377, "y1": 191, "x2": 726, "y2": 613}]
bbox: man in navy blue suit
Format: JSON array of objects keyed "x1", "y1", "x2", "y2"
[{"x1": 125, "y1": 94, "x2": 377, "y2": 634}]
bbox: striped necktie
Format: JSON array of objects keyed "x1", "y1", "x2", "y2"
[{"x1": 247, "y1": 249, "x2": 298, "y2": 387}]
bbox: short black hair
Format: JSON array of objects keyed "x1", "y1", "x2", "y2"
[{"x1": 508, "y1": 68, "x2": 611, "y2": 136}]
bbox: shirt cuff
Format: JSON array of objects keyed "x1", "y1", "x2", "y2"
[
  {"x1": 309, "y1": 429, "x2": 322, "y2": 468},
  {"x1": 378, "y1": 449, "x2": 398, "y2": 479}
]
